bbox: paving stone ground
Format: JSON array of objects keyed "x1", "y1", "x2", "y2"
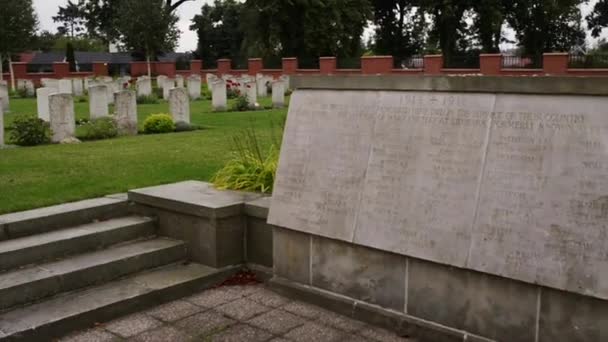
[{"x1": 60, "y1": 283, "x2": 416, "y2": 342}]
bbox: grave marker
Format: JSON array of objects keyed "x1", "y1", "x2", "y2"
[
  {"x1": 211, "y1": 79, "x2": 227, "y2": 111},
  {"x1": 49, "y1": 93, "x2": 75, "y2": 143},
  {"x1": 169, "y1": 88, "x2": 190, "y2": 124},
  {"x1": 271, "y1": 80, "x2": 285, "y2": 108},
  {"x1": 58, "y1": 79, "x2": 73, "y2": 94},
  {"x1": 187, "y1": 75, "x2": 201, "y2": 100},
  {"x1": 36, "y1": 87, "x2": 57, "y2": 122},
  {"x1": 114, "y1": 90, "x2": 138, "y2": 135},
  {"x1": 89, "y1": 85, "x2": 109, "y2": 119}
]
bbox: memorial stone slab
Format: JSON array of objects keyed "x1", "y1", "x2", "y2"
[
  {"x1": 163, "y1": 79, "x2": 175, "y2": 100},
  {"x1": 72, "y1": 78, "x2": 84, "y2": 96},
  {"x1": 175, "y1": 75, "x2": 184, "y2": 88},
  {"x1": 271, "y1": 80, "x2": 285, "y2": 108},
  {"x1": 157, "y1": 75, "x2": 167, "y2": 89},
  {"x1": 0, "y1": 82, "x2": 9, "y2": 111},
  {"x1": 137, "y1": 77, "x2": 153, "y2": 97},
  {"x1": 169, "y1": 87, "x2": 190, "y2": 124},
  {"x1": 114, "y1": 90, "x2": 138, "y2": 135},
  {"x1": 256, "y1": 74, "x2": 272, "y2": 97},
  {"x1": 269, "y1": 87, "x2": 608, "y2": 300},
  {"x1": 58, "y1": 79, "x2": 73, "y2": 94},
  {"x1": 49, "y1": 93, "x2": 75, "y2": 143},
  {"x1": 17, "y1": 79, "x2": 35, "y2": 97},
  {"x1": 89, "y1": 85, "x2": 109, "y2": 119},
  {"x1": 211, "y1": 79, "x2": 227, "y2": 111},
  {"x1": 36, "y1": 87, "x2": 57, "y2": 122},
  {"x1": 206, "y1": 74, "x2": 217, "y2": 90},
  {"x1": 187, "y1": 75, "x2": 202, "y2": 100},
  {"x1": 245, "y1": 80, "x2": 257, "y2": 108}
]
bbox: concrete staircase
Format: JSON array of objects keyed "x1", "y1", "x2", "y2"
[{"x1": 0, "y1": 197, "x2": 233, "y2": 341}]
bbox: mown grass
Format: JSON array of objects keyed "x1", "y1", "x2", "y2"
[{"x1": 0, "y1": 96, "x2": 287, "y2": 214}]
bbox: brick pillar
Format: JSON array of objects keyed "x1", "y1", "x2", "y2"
[
  {"x1": 543, "y1": 53, "x2": 569, "y2": 75},
  {"x1": 361, "y1": 56, "x2": 393, "y2": 75},
  {"x1": 248, "y1": 58, "x2": 263, "y2": 76},
  {"x1": 423, "y1": 55, "x2": 443, "y2": 74},
  {"x1": 156, "y1": 61, "x2": 176, "y2": 77},
  {"x1": 12, "y1": 62, "x2": 27, "y2": 80},
  {"x1": 282, "y1": 58, "x2": 298, "y2": 75},
  {"x1": 93, "y1": 62, "x2": 109, "y2": 76},
  {"x1": 319, "y1": 57, "x2": 337, "y2": 74},
  {"x1": 190, "y1": 60, "x2": 202, "y2": 74},
  {"x1": 217, "y1": 59, "x2": 232, "y2": 75},
  {"x1": 53, "y1": 62, "x2": 70, "y2": 78},
  {"x1": 479, "y1": 54, "x2": 502, "y2": 75}
]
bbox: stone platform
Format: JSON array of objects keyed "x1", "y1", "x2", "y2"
[{"x1": 61, "y1": 283, "x2": 414, "y2": 342}]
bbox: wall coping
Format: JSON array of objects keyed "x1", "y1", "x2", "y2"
[{"x1": 290, "y1": 75, "x2": 608, "y2": 96}]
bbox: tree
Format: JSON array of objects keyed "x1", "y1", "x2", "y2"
[
  {"x1": 191, "y1": 0, "x2": 245, "y2": 66},
  {"x1": 506, "y1": 0, "x2": 586, "y2": 59},
  {"x1": 0, "y1": 0, "x2": 38, "y2": 89},
  {"x1": 116, "y1": 0, "x2": 180, "y2": 77},
  {"x1": 587, "y1": 0, "x2": 608, "y2": 38},
  {"x1": 422, "y1": 0, "x2": 472, "y2": 64},
  {"x1": 66, "y1": 42, "x2": 76, "y2": 72},
  {"x1": 371, "y1": 1, "x2": 427, "y2": 64},
  {"x1": 240, "y1": 0, "x2": 372, "y2": 61},
  {"x1": 471, "y1": 0, "x2": 507, "y2": 53},
  {"x1": 53, "y1": 0, "x2": 86, "y2": 38}
]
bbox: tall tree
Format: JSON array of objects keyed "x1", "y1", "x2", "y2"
[
  {"x1": 507, "y1": 0, "x2": 586, "y2": 59},
  {"x1": 53, "y1": 0, "x2": 86, "y2": 38},
  {"x1": 472, "y1": 0, "x2": 506, "y2": 53},
  {"x1": 0, "y1": 0, "x2": 38, "y2": 89},
  {"x1": 240, "y1": 0, "x2": 372, "y2": 60},
  {"x1": 587, "y1": 0, "x2": 608, "y2": 38},
  {"x1": 116, "y1": 0, "x2": 180, "y2": 77},
  {"x1": 191, "y1": 0, "x2": 244, "y2": 67},
  {"x1": 422, "y1": 0, "x2": 472, "y2": 64},
  {"x1": 371, "y1": 0, "x2": 427, "y2": 64}
]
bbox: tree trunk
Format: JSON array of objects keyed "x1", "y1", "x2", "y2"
[
  {"x1": 146, "y1": 54, "x2": 152, "y2": 78},
  {"x1": 8, "y1": 55, "x2": 15, "y2": 91}
]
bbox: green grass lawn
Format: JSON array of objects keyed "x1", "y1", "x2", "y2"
[{"x1": 0, "y1": 96, "x2": 287, "y2": 214}]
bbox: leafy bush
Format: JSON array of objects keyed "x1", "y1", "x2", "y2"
[
  {"x1": 9, "y1": 114, "x2": 51, "y2": 146},
  {"x1": 16, "y1": 87, "x2": 29, "y2": 98},
  {"x1": 226, "y1": 87, "x2": 240, "y2": 99},
  {"x1": 285, "y1": 88, "x2": 293, "y2": 96},
  {"x1": 201, "y1": 88, "x2": 211, "y2": 100},
  {"x1": 232, "y1": 94, "x2": 250, "y2": 112},
  {"x1": 137, "y1": 94, "x2": 159, "y2": 104},
  {"x1": 78, "y1": 117, "x2": 118, "y2": 140},
  {"x1": 143, "y1": 114, "x2": 175, "y2": 134},
  {"x1": 212, "y1": 127, "x2": 280, "y2": 194},
  {"x1": 153, "y1": 87, "x2": 163, "y2": 99}
]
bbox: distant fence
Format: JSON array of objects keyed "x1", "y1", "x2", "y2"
[
  {"x1": 501, "y1": 55, "x2": 543, "y2": 69},
  {"x1": 569, "y1": 54, "x2": 608, "y2": 69}
]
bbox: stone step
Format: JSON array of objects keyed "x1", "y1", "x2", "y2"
[
  {"x1": 0, "y1": 263, "x2": 239, "y2": 341},
  {"x1": 0, "y1": 196, "x2": 130, "y2": 241},
  {"x1": 0, "y1": 216, "x2": 156, "y2": 272},
  {"x1": 0, "y1": 237, "x2": 185, "y2": 311}
]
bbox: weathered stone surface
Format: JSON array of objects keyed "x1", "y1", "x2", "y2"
[
  {"x1": 270, "y1": 88, "x2": 608, "y2": 299},
  {"x1": 89, "y1": 85, "x2": 109, "y2": 119},
  {"x1": 273, "y1": 227, "x2": 311, "y2": 285},
  {"x1": 245, "y1": 80, "x2": 257, "y2": 108},
  {"x1": 271, "y1": 80, "x2": 285, "y2": 108},
  {"x1": 114, "y1": 90, "x2": 138, "y2": 135},
  {"x1": 0, "y1": 81, "x2": 9, "y2": 111},
  {"x1": 175, "y1": 75, "x2": 184, "y2": 88},
  {"x1": 72, "y1": 78, "x2": 84, "y2": 96},
  {"x1": 18, "y1": 79, "x2": 35, "y2": 96},
  {"x1": 58, "y1": 79, "x2": 73, "y2": 94},
  {"x1": 49, "y1": 93, "x2": 75, "y2": 143},
  {"x1": 41, "y1": 78, "x2": 59, "y2": 89},
  {"x1": 246, "y1": 217, "x2": 273, "y2": 267},
  {"x1": 211, "y1": 79, "x2": 227, "y2": 111},
  {"x1": 187, "y1": 75, "x2": 201, "y2": 100},
  {"x1": 256, "y1": 74, "x2": 272, "y2": 97},
  {"x1": 36, "y1": 87, "x2": 57, "y2": 121},
  {"x1": 206, "y1": 73, "x2": 217, "y2": 90},
  {"x1": 169, "y1": 87, "x2": 190, "y2": 124},
  {"x1": 163, "y1": 78, "x2": 175, "y2": 100},
  {"x1": 137, "y1": 77, "x2": 152, "y2": 97},
  {"x1": 156, "y1": 75, "x2": 167, "y2": 89}
]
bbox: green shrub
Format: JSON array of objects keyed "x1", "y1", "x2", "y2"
[
  {"x1": 16, "y1": 87, "x2": 29, "y2": 98},
  {"x1": 174, "y1": 121, "x2": 199, "y2": 132},
  {"x1": 143, "y1": 114, "x2": 175, "y2": 134},
  {"x1": 227, "y1": 87, "x2": 240, "y2": 99},
  {"x1": 201, "y1": 88, "x2": 211, "y2": 100},
  {"x1": 285, "y1": 88, "x2": 293, "y2": 96},
  {"x1": 212, "y1": 127, "x2": 280, "y2": 194},
  {"x1": 153, "y1": 87, "x2": 163, "y2": 99},
  {"x1": 79, "y1": 117, "x2": 118, "y2": 140},
  {"x1": 137, "y1": 94, "x2": 159, "y2": 104},
  {"x1": 9, "y1": 114, "x2": 51, "y2": 146},
  {"x1": 232, "y1": 95, "x2": 250, "y2": 112},
  {"x1": 76, "y1": 96, "x2": 88, "y2": 103}
]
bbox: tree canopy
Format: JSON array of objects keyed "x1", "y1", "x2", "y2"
[
  {"x1": 0, "y1": 0, "x2": 38, "y2": 85},
  {"x1": 53, "y1": 0, "x2": 86, "y2": 38}
]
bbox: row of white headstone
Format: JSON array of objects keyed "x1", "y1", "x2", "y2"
[
  {"x1": 145, "y1": 75, "x2": 202, "y2": 101},
  {"x1": 206, "y1": 73, "x2": 288, "y2": 111}
]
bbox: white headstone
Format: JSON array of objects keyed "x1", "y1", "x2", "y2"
[
  {"x1": 169, "y1": 87, "x2": 190, "y2": 124},
  {"x1": 72, "y1": 78, "x2": 84, "y2": 96},
  {"x1": 245, "y1": 80, "x2": 257, "y2": 108},
  {"x1": 137, "y1": 77, "x2": 153, "y2": 97},
  {"x1": 256, "y1": 74, "x2": 272, "y2": 97},
  {"x1": 271, "y1": 80, "x2": 286, "y2": 108},
  {"x1": 114, "y1": 90, "x2": 138, "y2": 135},
  {"x1": 0, "y1": 82, "x2": 9, "y2": 111},
  {"x1": 211, "y1": 79, "x2": 227, "y2": 111},
  {"x1": 157, "y1": 75, "x2": 167, "y2": 89},
  {"x1": 187, "y1": 75, "x2": 202, "y2": 100},
  {"x1": 58, "y1": 79, "x2": 73, "y2": 94},
  {"x1": 89, "y1": 85, "x2": 109, "y2": 119},
  {"x1": 163, "y1": 79, "x2": 175, "y2": 100},
  {"x1": 104, "y1": 80, "x2": 117, "y2": 105},
  {"x1": 206, "y1": 73, "x2": 217, "y2": 90},
  {"x1": 175, "y1": 75, "x2": 184, "y2": 88},
  {"x1": 36, "y1": 87, "x2": 57, "y2": 122},
  {"x1": 49, "y1": 93, "x2": 75, "y2": 143},
  {"x1": 280, "y1": 75, "x2": 291, "y2": 89},
  {"x1": 17, "y1": 79, "x2": 35, "y2": 97}
]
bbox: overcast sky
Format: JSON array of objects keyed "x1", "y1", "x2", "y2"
[{"x1": 34, "y1": 0, "x2": 605, "y2": 52}]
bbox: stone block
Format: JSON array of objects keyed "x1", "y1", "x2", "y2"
[
  {"x1": 175, "y1": 75, "x2": 184, "y2": 88},
  {"x1": 136, "y1": 77, "x2": 152, "y2": 97},
  {"x1": 244, "y1": 196, "x2": 271, "y2": 219},
  {"x1": 273, "y1": 227, "x2": 311, "y2": 285},
  {"x1": 256, "y1": 74, "x2": 272, "y2": 97},
  {"x1": 539, "y1": 288, "x2": 608, "y2": 342},
  {"x1": 49, "y1": 93, "x2": 75, "y2": 143},
  {"x1": 72, "y1": 78, "x2": 84, "y2": 96},
  {"x1": 169, "y1": 87, "x2": 190, "y2": 124},
  {"x1": 114, "y1": 90, "x2": 138, "y2": 135},
  {"x1": 36, "y1": 87, "x2": 57, "y2": 122},
  {"x1": 163, "y1": 79, "x2": 174, "y2": 100},
  {"x1": 246, "y1": 217, "x2": 273, "y2": 268},
  {"x1": 58, "y1": 79, "x2": 73, "y2": 94},
  {"x1": 311, "y1": 236, "x2": 406, "y2": 311},
  {"x1": 407, "y1": 257, "x2": 537, "y2": 342},
  {"x1": 271, "y1": 80, "x2": 285, "y2": 108},
  {"x1": 245, "y1": 80, "x2": 257, "y2": 107},
  {"x1": 88, "y1": 85, "x2": 109, "y2": 119},
  {"x1": 17, "y1": 79, "x2": 35, "y2": 97},
  {"x1": 211, "y1": 79, "x2": 227, "y2": 111},
  {"x1": 187, "y1": 75, "x2": 201, "y2": 100},
  {"x1": 156, "y1": 75, "x2": 167, "y2": 89}
]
